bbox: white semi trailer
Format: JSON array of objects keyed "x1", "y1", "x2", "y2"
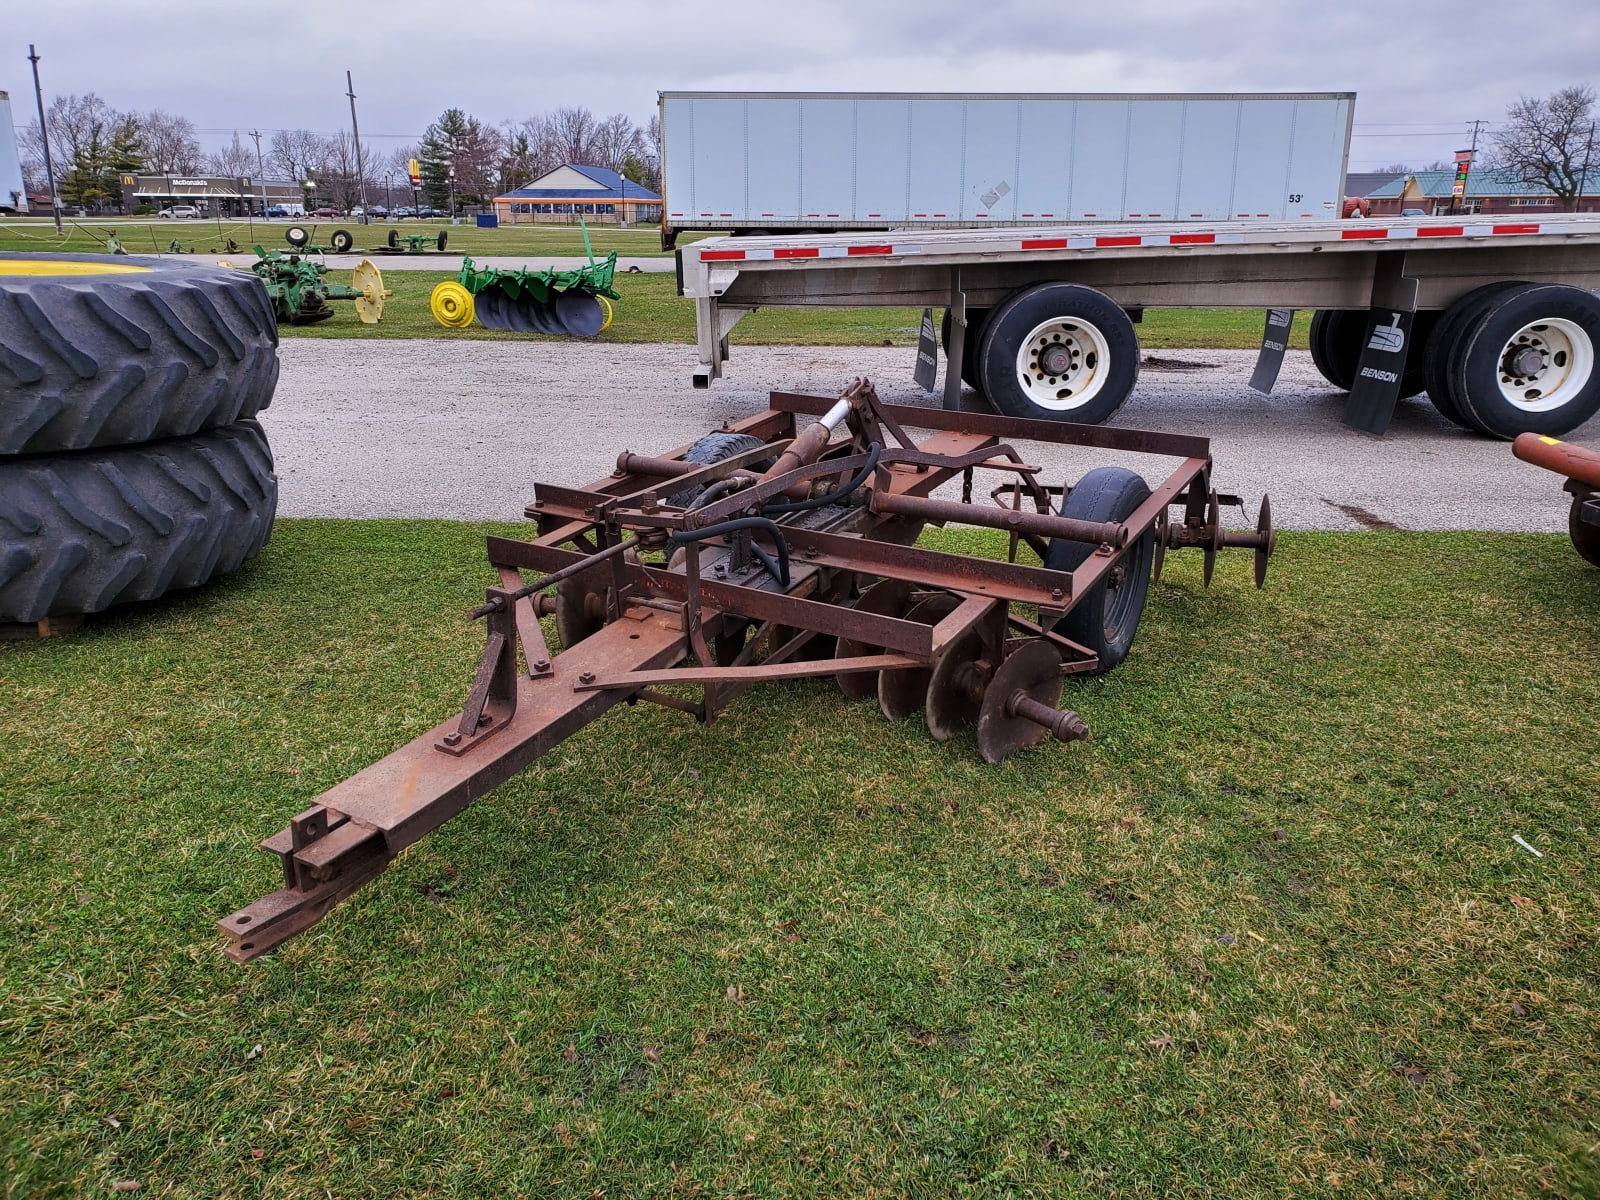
[
  {"x1": 659, "y1": 91, "x2": 1355, "y2": 249},
  {"x1": 669, "y1": 91, "x2": 1600, "y2": 438},
  {"x1": 680, "y1": 214, "x2": 1600, "y2": 439},
  {"x1": 0, "y1": 91, "x2": 30, "y2": 213}
]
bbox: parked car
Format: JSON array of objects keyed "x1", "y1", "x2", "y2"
[
  {"x1": 159, "y1": 205, "x2": 201, "y2": 219},
  {"x1": 1400, "y1": 208, "x2": 1428, "y2": 217},
  {"x1": 365, "y1": 205, "x2": 387, "y2": 218},
  {"x1": 312, "y1": 206, "x2": 341, "y2": 218},
  {"x1": 264, "y1": 205, "x2": 290, "y2": 218}
]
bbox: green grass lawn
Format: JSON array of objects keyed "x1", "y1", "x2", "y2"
[
  {"x1": 269, "y1": 268, "x2": 1305, "y2": 350},
  {"x1": 1, "y1": 223, "x2": 1311, "y2": 350},
  {"x1": 3, "y1": 521, "x2": 1596, "y2": 1198},
  {"x1": 0, "y1": 218, "x2": 709, "y2": 259}
]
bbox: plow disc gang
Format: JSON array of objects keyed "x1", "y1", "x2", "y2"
[{"x1": 220, "y1": 381, "x2": 1275, "y2": 962}]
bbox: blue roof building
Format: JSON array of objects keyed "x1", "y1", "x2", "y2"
[{"x1": 493, "y1": 164, "x2": 662, "y2": 224}]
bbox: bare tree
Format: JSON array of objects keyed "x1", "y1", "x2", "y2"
[
  {"x1": 139, "y1": 110, "x2": 202, "y2": 174},
  {"x1": 269, "y1": 128, "x2": 328, "y2": 186},
  {"x1": 547, "y1": 106, "x2": 596, "y2": 165},
  {"x1": 1491, "y1": 85, "x2": 1598, "y2": 212},
  {"x1": 207, "y1": 132, "x2": 255, "y2": 178},
  {"x1": 322, "y1": 130, "x2": 381, "y2": 209},
  {"x1": 589, "y1": 112, "x2": 643, "y2": 172},
  {"x1": 43, "y1": 94, "x2": 118, "y2": 175}
]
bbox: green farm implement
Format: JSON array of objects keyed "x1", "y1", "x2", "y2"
[
  {"x1": 381, "y1": 229, "x2": 451, "y2": 253},
  {"x1": 430, "y1": 252, "x2": 619, "y2": 336},
  {"x1": 240, "y1": 247, "x2": 390, "y2": 325},
  {"x1": 285, "y1": 225, "x2": 355, "y2": 254}
]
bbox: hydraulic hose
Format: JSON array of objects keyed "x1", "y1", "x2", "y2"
[
  {"x1": 669, "y1": 516, "x2": 791, "y2": 588},
  {"x1": 761, "y1": 442, "x2": 883, "y2": 515}
]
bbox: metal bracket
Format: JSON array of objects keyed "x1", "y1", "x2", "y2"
[{"x1": 436, "y1": 589, "x2": 518, "y2": 756}]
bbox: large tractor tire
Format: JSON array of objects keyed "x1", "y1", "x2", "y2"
[
  {"x1": 0, "y1": 420, "x2": 278, "y2": 624},
  {"x1": 0, "y1": 253, "x2": 279, "y2": 457}
]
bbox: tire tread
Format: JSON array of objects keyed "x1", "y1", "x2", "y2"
[
  {"x1": 0, "y1": 420, "x2": 277, "y2": 623},
  {"x1": 0, "y1": 256, "x2": 279, "y2": 455}
]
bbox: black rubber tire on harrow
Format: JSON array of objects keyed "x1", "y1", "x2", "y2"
[
  {"x1": 667, "y1": 432, "x2": 775, "y2": 508},
  {"x1": 285, "y1": 226, "x2": 310, "y2": 249},
  {"x1": 1570, "y1": 496, "x2": 1600, "y2": 569},
  {"x1": 1044, "y1": 466, "x2": 1155, "y2": 675},
  {"x1": 387, "y1": 229, "x2": 399, "y2": 249},
  {"x1": 0, "y1": 419, "x2": 277, "y2": 624},
  {"x1": 329, "y1": 229, "x2": 354, "y2": 253},
  {"x1": 0, "y1": 253, "x2": 279, "y2": 456},
  {"x1": 436, "y1": 231, "x2": 449, "y2": 252}
]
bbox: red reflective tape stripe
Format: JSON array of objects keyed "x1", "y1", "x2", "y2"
[
  {"x1": 847, "y1": 245, "x2": 894, "y2": 256},
  {"x1": 1493, "y1": 223, "x2": 1540, "y2": 235},
  {"x1": 1341, "y1": 228, "x2": 1388, "y2": 240},
  {"x1": 1021, "y1": 238, "x2": 1069, "y2": 250},
  {"x1": 1095, "y1": 235, "x2": 1141, "y2": 247},
  {"x1": 1417, "y1": 225, "x2": 1464, "y2": 238},
  {"x1": 700, "y1": 249, "x2": 746, "y2": 260},
  {"x1": 1171, "y1": 233, "x2": 1216, "y2": 244},
  {"x1": 774, "y1": 247, "x2": 819, "y2": 258}
]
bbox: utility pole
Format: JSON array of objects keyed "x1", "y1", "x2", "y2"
[
  {"x1": 26, "y1": 44, "x2": 62, "y2": 236},
  {"x1": 249, "y1": 129, "x2": 267, "y2": 217},
  {"x1": 345, "y1": 70, "x2": 369, "y2": 222}
]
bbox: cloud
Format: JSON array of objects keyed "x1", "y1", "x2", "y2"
[{"x1": 3, "y1": 0, "x2": 1594, "y2": 169}]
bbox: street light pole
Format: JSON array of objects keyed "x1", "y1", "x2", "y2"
[
  {"x1": 26, "y1": 44, "x2": 63, "y2": 236},
  {"x1": 448, "y1": 165, "x2": 456, "y2": 219}
]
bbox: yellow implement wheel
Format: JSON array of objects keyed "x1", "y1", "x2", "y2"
[
  {"x1": 352, "y1": 259, "x2": 391, "y2": 325},
  {"x1": 431, "y1": 280, "x2": 475, "y2": 328},
  {"x1": 596, "y1": 294, "x2": 615, "y2": 332}
]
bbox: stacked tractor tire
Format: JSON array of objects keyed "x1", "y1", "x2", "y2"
[{"x1": 0, "y1": 253, "x2": 280, "y2": 628}]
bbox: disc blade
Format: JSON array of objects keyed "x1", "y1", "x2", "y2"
[
  {"x1": 555, "y1": 290, "x2": 605, "y2": 338},
  {"x1": 835, "y1": 578, "x2": 914, "y2": 700},
  {"x1": 475, "y1": 289, "x2": 511, "y2": 331},
  {"x1": 878, "y1": 593, "x2": 961, "y2": 722},
  {"x1": 528, "y1": 297, "x2": 566, "y2": 335}
]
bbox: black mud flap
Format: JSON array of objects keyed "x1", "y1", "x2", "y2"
[
  {"x1": 1248, "y1": 308, "x2": 1295, "y2": 393},
  {"x1": 1342, "y1": 309, "x2": 1416, "y2": 435}
]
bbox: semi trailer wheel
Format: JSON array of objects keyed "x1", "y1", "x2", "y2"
[
  {"x1": 940, "y1": 306, "x2": 992, "y2": 392},
  {"x1": 976, "y1": 284, "x2": 1139, "y2": 424},
  {"x1": 1307, "y1": 308, "x2": 1434, "y2": 400},
  {"x1": 1421, "y1": 283, "x2": 1527, "y2": 432},
  {"x1": 0, "y1": 420, "x2": 277, "y2": 624},
  {"x1": 0, "y1": 253, "x2": 279, "y2": 456},
  {"x1": 1043, "y1": 466, "x2": 1154, "y2": 674},
  {"x1": 1444, "y1": 284, "x2": 1600, "y2": 439}
]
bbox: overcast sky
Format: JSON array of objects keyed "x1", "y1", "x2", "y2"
[{"x1": 4, "y1": 0, "x2": 1596, "y2": 171}]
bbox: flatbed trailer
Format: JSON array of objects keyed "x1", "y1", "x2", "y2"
[{"x1": 680, "y1": 214, "x2": 1600, "y2": 439}]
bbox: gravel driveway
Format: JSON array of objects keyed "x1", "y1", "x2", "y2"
[{"x1": 261, "y1": 340, "x2": 1598, "y2": 532}]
